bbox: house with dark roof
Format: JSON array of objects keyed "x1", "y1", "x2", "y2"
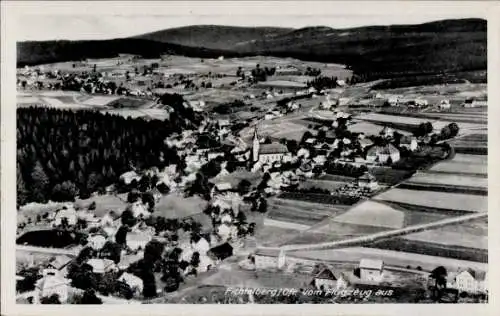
[
  {"x1": 311, "y1": 267, "x2": 350, "y2": 290},
  {"x1": 207, "y1": 242, "x2": 234, "y2": 262},
  {"x1": 366, "y1": 144, "x2": 400, "y2": 164}
]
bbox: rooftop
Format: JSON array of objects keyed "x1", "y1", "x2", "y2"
[
  {"x1": 260, "y1": 143, "x2": 289, "y2": 155},
  {"x1": 359, "y1": 258, "x2": 384, "y2": 270},
  {"x1": 255, "y1": 247, "x2": 282, "y2": 258}
]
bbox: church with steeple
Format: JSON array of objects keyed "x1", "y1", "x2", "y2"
[{"x1": 251, "y1": 126, "x2": 289, "y2": 164}]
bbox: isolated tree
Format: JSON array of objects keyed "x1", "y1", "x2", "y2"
[
  {"x1": 448, "y1": 122, "x2": 460, "y2": 137},
  {"x1": 237, "y1": 179, "x2": 251, "y2": 195},
  {"x1": 115, "y1": 226, "x2": 129, "y2": 246}
]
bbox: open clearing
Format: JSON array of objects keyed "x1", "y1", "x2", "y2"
[
  {"x1": 332, "y1": 200, "x2": 405, "y2": 229},
  {"x1": 75, "y1": 194, "x2": 128, "y2": 217},
  {"x1": 374, "y1": 188, "x2": 487, "y2": 213},
  {"x1": 154, "y1": 194, "x2": 208, "y2": 219}
]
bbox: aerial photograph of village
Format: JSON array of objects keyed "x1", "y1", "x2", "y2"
[{"x1": 14, "y1": 12, "x2": 488, "y2": 305}]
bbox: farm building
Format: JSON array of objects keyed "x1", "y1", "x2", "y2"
[
  {"x1": 447, "y1": 269, "x2": 487, "y2": 294},
  {"x1": 311, "y1": 267, "x2": 350, "y2": 290},
  {"x1": 117, "y1": 272, "x2": 144, "y2": 295},
  {"x1": 357, "y1": 172, "x2": 379, "y2": 191},
  {"x1": 254, "y1": 247, "x2": 286, "y2": 270},
  {"x1": 439, "y1": 99, "x2": 451, "y2": 109},
  {"x1": 275, "y1": 66, "x2": 302, "y2": 76},
  {"x1": 463, "y1": 99, "x2": 487, "y2": 108},
  {"x1": 359, "y1": 258, "x2": 384, "y2": 283},
  {"x1": 366, "y1": 144, "x2": 400, "y2": 164}
]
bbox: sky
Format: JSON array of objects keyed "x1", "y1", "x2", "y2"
[{"x1": 17, "y1": 13, "x2": 481, "y2": 41}]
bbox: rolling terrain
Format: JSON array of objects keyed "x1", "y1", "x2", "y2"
[{"x1": 18, "y1": 19, "x2": 487, "y2": 81}]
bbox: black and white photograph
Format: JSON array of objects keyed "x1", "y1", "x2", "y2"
[{"x1": 1, "y1": 0, "x2": 499, "y2": 313}]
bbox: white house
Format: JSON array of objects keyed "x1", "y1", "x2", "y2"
[
  {"x1": 357, "y1": 172, "x2": 379, "y2": 191},
  {"x1": 120, "y1": 171, "x2": 141, "y2": 185},
  {"x1": 366, "y1": 144, "x2": 400, "y2": 164},
  {"x1": 191, "y1": 237, "x2": 211, "y2": 255},
  {"x1": 53, "y1": 207, "x2": 78, "y2": 227},
  {"x1": 359, "y1": 258, "x2": 384, "y2": 283},
  {"x1": 33, "y1": 270, "x2": 71, "y2": 304},
  {"x1": 88, "y1": 234, "x2": 107, "y2": 251},
  {"x1": 447, "y1": 269, "x2": 488, "y2": 294},
  {"x1": 118, "y1": 272, "x2": 144, "y2": 295},
  {"x1": 439, "y1": 99, "x2": 451, "y2": 110},
  {"x1": 126, "y1": 232, "x2": 152, "y2": 251},
  {"x1": 254, "y1": 248, "x2": 286, "y2": 270},
  {"x1": 86, "y1": 258, "x2": 118, "y2": 274}
]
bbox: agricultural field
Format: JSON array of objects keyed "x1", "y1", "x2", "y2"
[
  {"x1": 284, "y1": 220, "x2": 388, "y2": 246},
  {"x1": 355, "y1": 112, "x2": 482, "y2": 134},
  {"x1": 373, "y1": 188, "x2": 487, "y2": 213},
  {"x1": 368, "y1": 237, "x2": 487, "y2": 263},
  {"x1": 428, "y1": 154, "x2": 487, "y2": 177},
  {"x1": 403, "y1": 218, "x2": 488, "y2": 250},
  {"x1": 288, "y1": 246, "x2": 487, "y2": 272},
  {"x1": 368, "y1": 167, "x2": 413, "y2": 186},
  {"x1": 332, "y1": 200, "x2": 406, "y2": 229},
  {"x1": 404, "y1": 172, "x2": 487, "y2": 190}
]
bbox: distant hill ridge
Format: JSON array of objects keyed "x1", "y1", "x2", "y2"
[{"x1": 17, "y1": 18, "x2": 486, "y2": 80}]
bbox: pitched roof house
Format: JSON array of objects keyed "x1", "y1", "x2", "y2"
[
  {"x1": 366, "y1": 144, "x2": 400, "y2": 164},
  {"x1": 207, "y1": 242, "x2": 234, "y2": 262}
]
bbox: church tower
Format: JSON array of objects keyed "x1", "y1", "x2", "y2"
[{"x1": 252, "y1": 127, "x2": 260, "y2": 162}]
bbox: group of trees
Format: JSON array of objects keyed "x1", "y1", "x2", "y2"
[
  {"x1": 250, "y1": 64, "x2": 276, "y2": 83},
  {"x1": 212, "y1": 99, "x2": 246, "y2": 115},
  {"x1": 324, "y1": 162, "x2": 369, "y2": 178},
  {"x1": 413, "y1": 121, "x2": 434, "y2": 137},
  {"x1": 304, "y1": 67, "x2": 321, "y2": 76},
  {"x1": 17, "y1": 107, "x2": 188, "y2": 205},
  {"x1": 306, "y1": 76, "x2": 339, "y2": 90}
]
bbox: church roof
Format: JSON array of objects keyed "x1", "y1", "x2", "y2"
[{"x1": 260, "y1": 143, "x2": 289, "y2": 155}]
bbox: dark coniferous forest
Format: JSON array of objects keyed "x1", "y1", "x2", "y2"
[{"x1": 16, "y1": 107, "x2": 187, "y2": 205}]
